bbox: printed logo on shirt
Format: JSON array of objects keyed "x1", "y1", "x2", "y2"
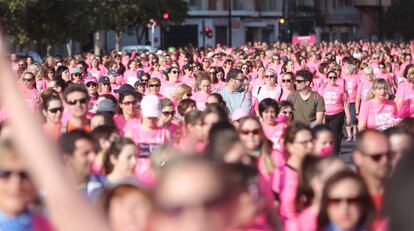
[
  {"x1": 139, "y1": 143, "x2": 161, "y2": 158},
  {"x1": 324, "y1": 91, "x2": 338, "y2": 105}
]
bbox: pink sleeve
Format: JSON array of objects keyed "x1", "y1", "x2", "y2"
[{"x1": 359, "y1": 100, "x2": 369, "y2": 125}]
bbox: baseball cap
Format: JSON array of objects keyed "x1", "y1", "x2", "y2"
[
  {"x1": 183, "y1": 63, "x2": 193, "y2": 70},
  {"x1": 134, "y1": 80, "x2": 145, "y2": 87},
  {"x1": 97, "y1": 99, "x2": 117, "y2": 113},
  {"x1": 141, "y1": 95, "x2": 161, "y2": 118},
  {"x1": 114, "y1": 84, "x2": 136, "y2": 94},
  {"x1": 84, "y1": 76, "x2": 98, "y2": 84},
  {"x1": 99, "y1": 76, "x2": 110, "y2": 84},
  {"x1": 137, "y1": 70, "x2": 145, "y2": 78},
  {"x1": 108, "y1": 69, "x2": 119, "y2": 77}
]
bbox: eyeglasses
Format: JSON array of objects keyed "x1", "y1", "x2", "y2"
[
  {"x1": 363, "y1": 152, "x2": 390, "y2": 162},
  {"x1": 141, "y1": 79, "x2": 148, "y2": 83},
  {"x1": 73, "y1": 73, "x2": 82, "y2": 77},
  {"x1": 48, "y1": 107, "x2": 64, "y2": 113},
  {"x1": 239, "y1": 128, "x2": 261, "y2": 135},
  {"x1": 295, "y1": 79, "x2": 306, "y2": 84},
  {"x1": 86, "y1": 83, "x2": 97, "y2": 88},
  {"x1": 162, "y1": 111, "x2": 175, "y2": 116},
  {"x1": 122, "y1": 100, "x2": 138, "y2": 106},
  {"x1": 67, "y1": 98, "x2": 88, "y2": 105},
  {"x1": 149, "y1": 84, "x2": 161, "y2": 88},
  {"x1": 22, "y1": 78, "x2": 34, "y2": 82},
  {"x1": 171, "y1": 70, "x2": 179, "y2": 74},
  {"x1": 328, "y1": 76, "x2": 337, "y2": 80},
  {"x1": 328, "y1": 196, "x2": 363, "y2": 206},
  {"x1": 102, "y1": 83, "x2": 111, "y2": 86},
  {"x1": 265, "y1": 75, "x2": 275, "y2": 78},
  {"x1": 0, "y1": 169, "x2": 30, "y2": 181}
]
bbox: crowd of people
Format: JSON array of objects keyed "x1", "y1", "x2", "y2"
[{"x1": 1, "y1": 39, "x2": 414, "y2": 231}]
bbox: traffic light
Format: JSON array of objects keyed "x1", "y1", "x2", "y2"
[
  {"x1": 279, "y1": 18, "x2": 285, "y2": 25},
  {"x1": 204, "y1": 26, "x2": 213, "y2": 39},
  {"x1": 162, "y1": 12, "x2": 169, "y2": 20}
]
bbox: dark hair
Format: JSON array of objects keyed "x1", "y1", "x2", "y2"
[
  {"x1": 103, "y1": 137, "x2": 135, "y2": 174},
  {"x1": 55, "y1": 65, "x2": 69, "y2": 80},
  {"x1": 160, "y1": 98, "x2": 174, "y2": 109},
  {"x1": 119, "y1": 91, "x2": 142, "y2": 104},
  {"x1": 226, "y1": 68, "x2": 243, "y2": 82},
  {"x1": 317, "y1": 170, "x2": 376, "y2": 230},
  {"x1": 92, "y1": 112, "x2": 116, "y2": 127},
  {"x1": 91, "y1": 125, "x2": 119, "y2": 152},
  {"x1": 177, "y1": 98, "x2": 196, "y2": 117},
  {"x1": 279, "y1": 100, "x2": 293, "y2": 110},
  {"x1": 283, "y1": 122, "x2": 313, "y2": 147},
  {"x1": 63, "y1": 84, "x2": 89, "y2": 102},
  {"x1": 402, "y1": 64, "x2": 414, "y2": 79},
  {"x1": 51, "y1": 78, "x2": 68, "y2": 91},
  {"x1": 312, "y1": 124, "x2": 333, "y2": 139},
  {"x1": 207, "y1": 93, "x2": 226, "y2": 107},
  {"x1": 295, "y1": 69, "x2": 313, "y2": 83},
  {"x1": 58, "y1": 129, "x2": 94, "y2": 156},
  {"x1": 206, "y1": 121, "x2": 238, "y2": 161},
  {"x1": 397, "y1": 117, "x2": 414, "y2": 134},
  {"x1": 258, "y1": 98, "x2": 279, "y2": 118},
  {"x1": 41, "y1": 94, "x2": 61, "y2": 111}
]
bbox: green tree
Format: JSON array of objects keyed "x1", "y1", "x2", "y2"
[
  {"x1": 384, "y1": 0, "x2": 414, "y2": 40},
  {"x1": 289, "y1": 5, "x2": 324, "y2": 36}
]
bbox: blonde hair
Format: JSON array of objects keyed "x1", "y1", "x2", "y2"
[
  {"x1": 195, "y1": 76, "x2": 211, "y2": 92},
  {"x1": 367, "y1": 78, "x2": 389, "y2": 100},
  {"x1": 173, "y1": 84, "x2": 192, "y2": 101}
]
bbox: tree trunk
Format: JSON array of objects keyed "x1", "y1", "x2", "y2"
[
  {"x1": 115, "y1": 30, "x2": 123, "y2": 51},
  {"x1": 94, "y1": 31, "x2": 101, "y2": 55}
]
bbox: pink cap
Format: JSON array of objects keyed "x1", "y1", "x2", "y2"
[
  {"x1": 84, "y1": 76, "x2": 97, "y2": 84},
  {"x1": 141, "y1": 95, "x2": 161, "y2": 118},
  {"x1": 231, "y1": 108, "x2": 249, "y2": 121}
]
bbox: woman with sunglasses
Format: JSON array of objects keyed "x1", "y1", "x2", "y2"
[
  {"x1": 358, "y1": 78, "x2": 397, "y2": 131},
  {"x1": 279, "y1": 72, "x2": 295, "y2": 101},
  {"x1": 41, "y1": 93, "x2": 63, "y2": 139},
  {"x1": 279, "y1": 123, "x2": 314, "y2": 221},
  {"x1": 161, "y1": 67, "x2": 182, "y2": 99},
  {"x1": 84, "y1": 76, "x2": 99, "y2": 114},
  {"x1": 147, "y1": 77, "x2": 164, "y2": 99},
  {"x1": 253, "y1": 69, "x2": 283, "y2": 104},
  {"x1": 98, "y1": 76, "x2": 113, "y2": 96},
  {"x1": 318, "y1": 70, "x2": 351, "y2": 154},
  {"x1": 237, "y1": 116, "x2": 282, "y2": 209},
  {"x1": 286, "y1": 155, "x2": 347, "y2": 231},
  {"x1": 317, "y1": 170, "x2": 376, "y2": 231},
  {"x1": 159, "y1": 98, "x2": 179, "y2": 141},
  {"x1": 20, "y1": 71, "x2": 40, "y2": 112},
  {"x1": 115, "y1": 91, "x2": 142, "y2": 134}
]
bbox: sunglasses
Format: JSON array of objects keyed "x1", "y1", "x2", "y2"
[
  {"x1": 48, "y1": 107, "x2": 64, "y2": 113},
  {"x1": 102, "y1": 83, "x2": 111, "y2": 86},
  {"x1": 86, "y1": 83, "x2": 97, "y2": 88},
  {"x1": 295, "y1": 79, "x2": 306, "y2": 84},
  {"x1": 0, "y1": 169, "x2": 30, "y2": 181},
  {"x1": 265, "y1": 75, "x2": 275, "y2": 78},
  {"x1": 364, "y1": 152, "x2": 390, "y2": 162},
  {"x1": 282, "y1": 79, "x2": 292, "y2": 83},
  {"x1": 67, "y1": 98, "x2": 88, "y2": 105},
  {"x1": 73, "y1": 73, "x2": 82, "y2": 76},
  {"x1": 186, "y1": 93, "x2": 192, "y2": 97},
  {"x1": 162, "y1": 111, "x2": 175, "y2": 116},
  {"x1": 328, "y1": 196, "x2": 363, "y2": 206},
  {"x1": 22, "y1": 78, "x2": 34, "y2": 82},
  {"x1": 149, "y1": 84, "x2": 161, "y2": 88},
  {"x1": 240, "y1": 128, "x2": 261, "y2": 135},
  {"x1": 171, "y1": 70, "x2": 179, "y2": 74},
  {"x1": 328, "y1": 76, "x2": 337, "y2": 80}
]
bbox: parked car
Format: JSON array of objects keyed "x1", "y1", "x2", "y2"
[{"x1": 121, "y1": 45, "x2": 157, "y2": 54}]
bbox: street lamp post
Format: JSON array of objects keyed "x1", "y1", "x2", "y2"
[{"x1": 228, "y1": 0, "x2": 232, "y2": 46}]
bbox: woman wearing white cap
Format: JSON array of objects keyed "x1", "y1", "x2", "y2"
[{"x1": 125, "y1": 95, "x2": 170, "y2": 185}]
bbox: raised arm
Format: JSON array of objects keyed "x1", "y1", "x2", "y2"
[{"x1": 0, "y1": 36, "x2": 110, "y2": 231}]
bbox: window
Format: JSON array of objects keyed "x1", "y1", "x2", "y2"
[
  {"x1": 260, "y1": 0, "x2": 280, "y2": 11},
  {"x1": 189, "y1": 0, "x2": 202, "y2": 10}
]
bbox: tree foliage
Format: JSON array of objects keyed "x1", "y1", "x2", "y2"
[
  {"x1": 0, "y1": 0, "x2": 188, "y2": 49},
  {"x1": 384, "y1": 0, "x2": 414, "y2": 40},
  {"x1": 289, "y1": 5, "x2": 324, "y2": 35}
]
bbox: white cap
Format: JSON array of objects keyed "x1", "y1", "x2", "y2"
[{"x1": 141, "y1": 95, "x2": 161, "y2": 118}]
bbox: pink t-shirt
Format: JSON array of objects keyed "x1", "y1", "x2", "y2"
[
  {"x1": 160, "y1": 81, "x2": 181, "y2": 99},
  {"x1": 344, "y1": 74, "x2": 359, "y2": 103},
  {"x1": 395, "y1": 81, "x2": 414, "y2": 118},
  {"x1": 193, "y1": 91, "x2": 209, "y2": 111},
  {"x1": 88, "y1": 68, "x2": 102, "y2": 79},
  {"x1": 278, "y1": 164, "x2": 299, "y2": 220},
  {"x1": 22, "y1": 88, "x2": 39, "y2": 112},
  {"x1": 359, "y1": 99, "x2": 397, "y2": 130},
  {"x1": 357, "y1": 78, "x2": 374, "y2": 104},
  {"x1": 284, "y1": 207, "x2": 318, "y2": 231},
  {"x1": 36, "y1": 79, "x2": 48, "y2": 92},
  {"x1": 262, "y1": 123, "x2": 287, "y2": 151},
  {"x1": 123, "y1": 70, "x2": 138, "y2": 86},
  {"x1": 318, "y1": 84, "x2": 348, "y2": 115}
]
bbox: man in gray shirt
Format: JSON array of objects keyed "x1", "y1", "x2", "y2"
[{"x1": 218, "y1": 68, "x2": 252, "y2": 115}]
